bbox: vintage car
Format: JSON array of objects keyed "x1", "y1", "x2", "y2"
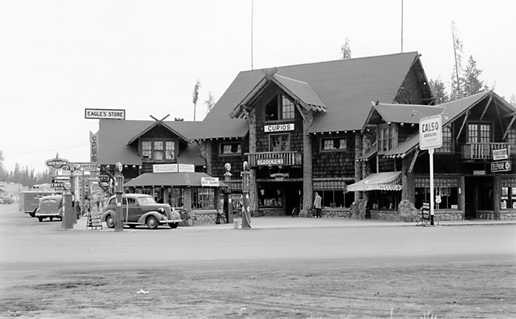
[
  {"x1": 101, "y1": 194, "x2": 182, "y2": 229},
  {"x1": 35, "y1": 195, "x2": 63, "y2": 222}
]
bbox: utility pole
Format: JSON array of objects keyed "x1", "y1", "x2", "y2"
[{"x1": 400, "y1": 0, "x2": 404, "y2": 52}]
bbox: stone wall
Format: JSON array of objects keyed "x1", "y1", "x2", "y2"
[
  {"x1": 189, "y1": 209, "x2": 218, "y2": 226},
  {"x1": 435, "y1": 210, "x2": 463, "y2": 221},
  {"x1": 321, "y1": 208, "x2": 352, "y2": 218},
  {"x1": 369, "y1": 210, "x2": 399, "y2": 221},
  {"x1": 500, "y1": 209, "x2": 516, "y2": 220}
]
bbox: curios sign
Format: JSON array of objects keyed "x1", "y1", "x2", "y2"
[
  {"x1": 264, "y1": 123, "x2": 294, "y2": 133},
  {"x1": 419, "y1": 115, "x2": 443, "y2": 150}
]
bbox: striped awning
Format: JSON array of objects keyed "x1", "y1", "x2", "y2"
[{"x1": 347, "y1": 172, "x2": 402, "y2": 192}]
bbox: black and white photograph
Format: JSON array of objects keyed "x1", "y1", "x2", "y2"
[{"x1": 1, "y1": 1, "x2": 515, "y2": 318}]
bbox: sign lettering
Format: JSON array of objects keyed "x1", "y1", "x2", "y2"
[
  {"x1": 201, "y1": 177, "x2": 220, "y2": 187},
  {"x1": 257, "y1": 158, "x2": 284, "y2": 166},
  {"x1": 492, "y1": 148, "x2": 509, "y2": 161},
  {"x1": 153, "y1": 164, "x2": 195, "y2": 173},
  {"x1": 491, "y1": 160, "x2": 512, "y2": 173},
  {"x1": 419, "y1": 115, "x2": 443, "y2": 150},
  {"x1": 84, "y1": 108, "x2": 126, "y2": 120},
  {"x1": 264, "y1": 123, "x2": 294, "y2": 133}
]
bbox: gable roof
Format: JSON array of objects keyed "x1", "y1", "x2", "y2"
[
  {"x1": 127, "y1": 121, "x2": 190, "y2": 145},
  {"x1": 382, "y1": 91, "x2": 496, "y2": 158},
  {"x1": 370, "y1": 103, "x2": 443, "y2": 124},
  {"x1": 199, "y1": 51, "x2": 421, "y2": 138},
  {"x1": 98, "y1": 119, "x2": 204, "y2": 165}
]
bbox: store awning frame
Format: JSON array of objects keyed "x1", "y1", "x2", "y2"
[{"x1": 347, "y1": 171, "x2": 402, "y2": 192}]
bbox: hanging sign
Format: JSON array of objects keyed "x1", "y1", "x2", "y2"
[
  {"x1": 491, "y1": 161, "x2": 512, "y2": 173},
  {"x1": 201, "y1": 177, "x2": 220, "y2": 187},
  {"x1": 492, "y1": 148, "x2": 509, "y2": 161},
  {"x1": 153, "y1": 163, "x2": 195, "y2": 173},
  {"x1": 257, "y1": 158, "x2": 283, "y2": 166},
  {"x1": 90, "y1": 131, "x2": 98, "y2": 162},
  {"x1": 264, "y1": 123, "x2": 294, "y2": 133},
  {"x1": 46, "y1": 155, "x2": 69, "y2": 169},
  {"x1": 419, "y1": 115, "x2": 442, "y2": 150},
  {"x1": 84, "y1": 108, "x2": 126, "y2": 120}
]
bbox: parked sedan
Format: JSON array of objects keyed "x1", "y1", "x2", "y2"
[
  {"x1": 101, "y1": 194, "x2": 182, "y2": 229},
  {"x1": 35, "y1": 195, "x2": 63, "y2": 222}
]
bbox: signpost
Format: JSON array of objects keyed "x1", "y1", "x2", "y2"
[
  {"x1": 419, "y1": 115, "x2": 443, "y2": 226},
  {"x1": 84, "y1": 108, "x2": 126, "y2": 120}
]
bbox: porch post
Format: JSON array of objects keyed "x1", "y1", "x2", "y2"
[
  {"x1": 301, "y1": 109, "x2": 313, "y2": 215},
  {"x1": 248, "y1": 108, "x2": 258, "y2": 213},
  {"x1": 493, "y1": 175, "x2": 501, "y2": 220},
  {"x1": 459, "y1": 176, "x2": 466, "y2": 220},
  {"x1": 401, "y1": 155, "x2": 414, "y2": 203},
  {"x1": 354, "y1": 133, "x2": 363, "y2": 201}
]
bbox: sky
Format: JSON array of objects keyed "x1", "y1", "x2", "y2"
[{"x1": 0, "y1": 0, "x2": 515, "y2": 172}]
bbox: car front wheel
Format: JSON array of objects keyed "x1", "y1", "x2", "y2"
[
  {"x1": 169, "y1": 222, "x2": 178, "y2": 229},
  {"x1": 146, "y1": 216, "x2": 159, "y2": 229},
  {"x1": 106, "y1": 215, "x2": 115, "y2": 228}
]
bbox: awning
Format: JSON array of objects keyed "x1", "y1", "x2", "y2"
[
  {"x1": 347, "y1": 172, "x2": 402, "y2": 192},
  {"x1": 124, "y1": 172, "x2": 225, "y2": 188},
  {"x1": 313, "y1": 178, "x2": 351, "y2": 190}
]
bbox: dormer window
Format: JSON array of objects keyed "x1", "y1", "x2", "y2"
[
  {"x1": 141, "y1": 139, "x2": 176, "y2": 161},
  {"x1": 265, "y1": 95, "x2": 295, "y2": 121}
]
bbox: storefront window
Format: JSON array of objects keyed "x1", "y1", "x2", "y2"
[
  {"x1": 318, "y1": 190, "x2": 353, "y2": 208},
  {"x1": 501, "y1": 187, "x2": 516, "y2": 210},
  {"x1": 258, "y1": 187, "x2": 283, "y2": 208},
  {"x1": 415, "y1": 187, "x2": 459, "y2": 209},
  {"x1": 369, "y1": 191, "x2": 401, "y2": 210},
  {"x1": 168, "y1": 188, "x2": 184, "y2": 208},
  {"x1": 192, "y1": 188, "x2": 215, "y2": 210}
]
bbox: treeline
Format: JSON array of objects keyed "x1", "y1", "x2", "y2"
[{"x1": 0, "y1": 151, "x2": 52, "y2": 187}]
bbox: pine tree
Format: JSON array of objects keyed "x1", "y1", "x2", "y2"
[
  {"x1": 341, "y1": 38, "x2": 352, "y2": 60},
  {"x1": 429, "y1": 79, "x2": 449, "y2": 104},
  {"x1": 463, "y1": 55, "x2": 487, "y2": 95}
]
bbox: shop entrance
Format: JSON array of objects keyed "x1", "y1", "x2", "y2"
[
  {"x1": 257, "y1": 181, "x2": 302, "y2": 215},
  {"x1": 465, "y1": 176, "x2": 494, "y2": 219}
]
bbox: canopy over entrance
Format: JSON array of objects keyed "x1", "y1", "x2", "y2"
[
  {"x1": 125, "y1": 172, "x2": 224, "y2": 188},
  {"x1": 347, "y1": 172, "x2": 402, "y2": 192}
]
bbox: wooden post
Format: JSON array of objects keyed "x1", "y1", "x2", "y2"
[
  {"x1": 248, "y1": 108, "x2": 258, "y2": 213},
  {"x1": 459, "y1": 175, "x2": 466, "y2": 220},
  {"x1": 302, "y1": 109, "x2": 313, "y2": 215},
  {"x1": 493, "y1": 175, "x2": 501, "y2": 220},
  {"x1": 354, "y1": 133, "x2": 362, "y2": 201}
]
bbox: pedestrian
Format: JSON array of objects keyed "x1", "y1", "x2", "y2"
[{"x1": 313, "y1": 192, "x2": 322, "y2": 218}]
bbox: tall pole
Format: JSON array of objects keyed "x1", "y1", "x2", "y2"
[
  {"x1": 400, "y1": 0, "x2": 404, "y2": 52},
  {"x1": 251, "y1": 0, "x2": 254, "y2": 70},
  {"x1": 451, "y1": 22, "x2": 461, "y2": 96},
  {"x1": 429, "y1": 148, "x2": 435, "y2": 226}
]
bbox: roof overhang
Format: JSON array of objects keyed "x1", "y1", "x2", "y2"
[{"x1": 127, "y1": 121, "x2": 190, "y2": 145}]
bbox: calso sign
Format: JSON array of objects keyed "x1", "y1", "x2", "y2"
[{"x1": 419, "y1": 115, "x2": 443, "y2": 150}]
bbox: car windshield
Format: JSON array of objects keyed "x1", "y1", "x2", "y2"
[{"x1": 136, "y1": 196, "x2": 157, "y2": 205}]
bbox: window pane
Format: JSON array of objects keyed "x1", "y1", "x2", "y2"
[
  {"x1": 270, "y1": 134, "x2": 289, "y2": 151},
  {"x1": 165, "y1": 141, "x2": 175, "y2": 159},
  {"x1": 142, "y1": 141, "x2": 152, "y2": 158},
  {"x1": 222, "y1": 144, "x2": 232, "y2": 154},
  {"x1": 480, "y1": 124, "x2": 490, "y2": 143},
  {"x1": 467, "y1": 124, "x2": 478, "y2": 143},
  {"x1": 323, "y1": 139, "x2": 334, "y2": 150},
  {"x1": 265, "y1": 96, "x2": 279, "y2": 121},
  {"x1": 281, "y1": 95, "x2": 295, "y2": 119},
  {"x1": 154, "y1": 141, "x2": 163, "y2": 150},
  {"x1": 338, "y1": 138, "x2": 347, "y2": 150},
  {"x1": 192, "y1": 188, "x2": 215, "y2": 209},
  {"x1": 437, "y1": 125, "x2": 453, "y2": 153}
]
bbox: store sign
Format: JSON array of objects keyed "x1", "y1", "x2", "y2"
[
  {"x1": 492, "y1": 148, "x2": 509, "y2": 161},
  {"x1": 201, "y1": 177, "x2": 220, "y2": 187},
  {"x1": 153, "y1": 163, "x2": 195, "y2": 173},
  {"x1": 90, "y1": 131, "x2": 98, "y2": 162},
  {"x1": 46, "y1": 156, "x2": 69, "y2": 169},
  {"x1": 84, "y1": 108, "x2": 126, "y2": 120},
  {"x1": 264, "y1": 123, "x2": 294, "y2": 133},
  {"x1": 419, "y1": 115, "x2": 442, "y2": 150},
  {"x1": 257, "y1": 158, "x2": 283, "y2": 166},
  {"x1": 473, "y1": 170, "x2": 486, "y2": 176},
  {"x1": 70, "y1": 162, "x2": 98, "y2": 172},
  {"x1": 270, "y1": 173, "x2": 289, "y2": 180},
  {"x1": 491, "y1": 160, "x2": 512, "y2": 173}
]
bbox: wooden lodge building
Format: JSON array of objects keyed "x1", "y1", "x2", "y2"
[{"x1": 95, "y1": 51, "x2": 516, "y2": 222}]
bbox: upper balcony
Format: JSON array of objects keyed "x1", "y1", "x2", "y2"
[
  {"x1": 461, "y1": 142, "x2": 511, "y2": 161},
  {"x1": 247, "y1": 151, "x2": 302, "y2": 167}
]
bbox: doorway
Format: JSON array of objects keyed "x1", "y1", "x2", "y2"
[{"x1": 465, "y1": 176, "x2": 494, "y2": 219}]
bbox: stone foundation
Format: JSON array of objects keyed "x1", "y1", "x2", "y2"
[
  {"x1": 189, "y1": 210, "x2": 218, "y2": 226},
  {"x1": 369, "y1": 210, "x2": 400, "y2": 221},
  {"x1": 500, "y1": 209, "x2": 516, "y2": 220},
  {"x1": 435, "y1": 210, "x2": 463, "y2": 221},
  {"x1": 321, "y1": 208, "x2": 352, "y2": 218},
  {"x1": 254, "y1": 208, "x2": 288, "y2": 217}
]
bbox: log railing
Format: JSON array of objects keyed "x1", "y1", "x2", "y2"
[
  {"x1": 461, "y1": 142, "x2": 511, "y2": 160},
  {"x1": 247, "y1": 151, "x2": 302, "y2": 167}
]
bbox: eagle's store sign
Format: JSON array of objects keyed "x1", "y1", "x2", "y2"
[{"x1": 84, "y1": 108, "x2": 126, "y2": 120}]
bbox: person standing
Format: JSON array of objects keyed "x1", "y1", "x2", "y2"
[{"x1": 313, "y1": 192, "x2": 322, "y2": 218}]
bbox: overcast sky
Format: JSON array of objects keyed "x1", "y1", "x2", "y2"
[{"x1": 0, "y1": 0, "x2": 515, "y2": 172}]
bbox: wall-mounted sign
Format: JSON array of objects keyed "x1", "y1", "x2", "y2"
[
  {"x1": 46, "y1": 154, "x2": 69, "y2": 169},
  {"x1": 84, "y1": 108, "x2": 126, "y2": 120},
  {"x1": 419, "y1": 115, "x2": 442, "y2": 150},
  {"x1": 473, "y1": 170, "x2": 486, "y2": 176},
  {"x1": 201, "y1": 177, "x2": 220, "y2": 187},
  {"x1": 492, "y1": 148, "x2": 509, "y2": 161},
  {"x1": 491, "y1": 160, "x2": 512, "y2": 173},
  {"x1": 270, "y1": 173, "x2": 289, "y2": 180},
  {"x1": 90, "y1": 131, "x2": 98, "y2": 162},
  {"x1": 257, "y1": 158, "x2": 284, "y2": 166},
  {"x1": 264, "y1": 123, "x2": 294, "y2": 133},
  {"x1": 70, "y1": 162, "x2": 98, "y2": 172},
  {"x1": 153, "y1": 163, "x2": 195, "y2": 173}
]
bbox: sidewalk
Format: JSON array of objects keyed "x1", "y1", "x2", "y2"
[{"x1": 72, "y1": 214, "x2": 516, "y2": 232}]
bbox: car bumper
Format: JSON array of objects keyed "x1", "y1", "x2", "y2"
[{"x1": 36, "y1": 214, "x2": 62, "y2": 217}]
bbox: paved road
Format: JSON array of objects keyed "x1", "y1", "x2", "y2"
[{"x1": 1, "y1": 204, "x2": 515, "y2": 266}]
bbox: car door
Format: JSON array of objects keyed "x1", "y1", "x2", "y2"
[{"x1": 127, "y1": 197, "x2": 139, "y2": 222}]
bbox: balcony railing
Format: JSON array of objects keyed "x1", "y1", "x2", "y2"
[
  {"x1": 461, "y1": 142, "x2": 511, "y2": 160},
  {"x1": 247, "y1": 151, "x2": 302, "y2": 167}
]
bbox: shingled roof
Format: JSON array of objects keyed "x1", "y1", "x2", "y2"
[
  {"x1": 370, "y1": 103, "x2": 443, "y2": 124},
  {"x1": 98, "y1": 119, "x2": 204, "y2": 165},
  {"x1": 198, "y1": 51, "x2": 421, "y2": 138}
]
